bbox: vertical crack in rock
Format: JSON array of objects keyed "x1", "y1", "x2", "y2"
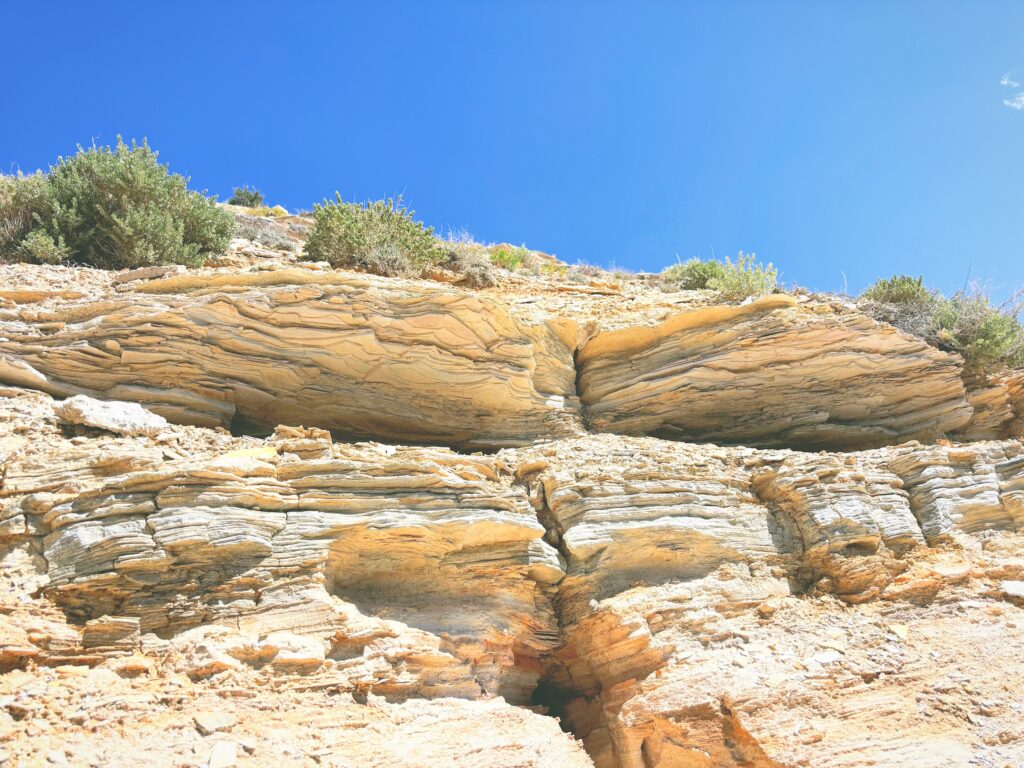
[{"x1": 506, "y1": 437, "x2": 787, "y2": 765}]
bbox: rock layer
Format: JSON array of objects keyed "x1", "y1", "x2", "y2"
[
  {"x1": 503, "y1": 434, "x2": 1024, "y2": 767},
  {"x1": 2, "y1": 257, "x2": 1024, "y2": 767},
  {"x1": 0, "y1": 273, "x2": 581, "y2": 449},
  {"x1": 1, "y1": 401, "x2": 564, "y2": 705},
  {"x1": 577, "y1": 296, "x2": 974, "y2": 449}
]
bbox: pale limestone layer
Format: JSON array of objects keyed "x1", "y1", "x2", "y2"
[
  {"x1": 500, "y1": 434, "x2": 1024, "y2": 768},
  {"x1": 0, "y1": 276, "x2": 581, "y2": 449},
  {"x1": 0, "y1": 667, "x2": 594, "y2": 768},
  {"x1": 4, "y1": 389, "x2": 1024, "y2": 767},
  {"x1": 1, "y1": 406, "x2": 564, "y2": 705},
  {"x1": 577, "y1": 296, "x2": 974, "y2": 449}
]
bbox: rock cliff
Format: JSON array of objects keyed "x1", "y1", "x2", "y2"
[{"x1": 1, "y1": 255, "x2": 1022, "y2": 768}]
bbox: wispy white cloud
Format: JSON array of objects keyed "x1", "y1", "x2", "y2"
[
  {"x1": 1002, "y1": 72, "x2": 1020, "y2": 88},
  {"x1": 1004, "y1": 92, "x2": 1024, "y2": 110}
]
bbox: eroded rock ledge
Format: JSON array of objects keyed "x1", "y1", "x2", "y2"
[
  {"x1": 3, "y1": 269, "x2": 1022, "y2": 453},
  {"x1": 504, "y1": 434, "x2": 1024, "y2": 767},
  {"x1": 0, "y1": 273, "x2": 581, "y2": 449},
  {"x1": 577, "y1": 295, "x2": 975, "y2": 449}
]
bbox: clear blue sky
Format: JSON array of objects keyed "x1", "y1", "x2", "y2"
[{"x1": 3, "y1": 1, "x2": 1023, "y2": 298}]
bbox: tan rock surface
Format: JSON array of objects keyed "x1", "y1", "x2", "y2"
[
  {"x1": 577, "y1": 296, "x2": 975, "y2": 449},
  {"x1": 2, "y1": 251, "x2": 1024, "y2": 767},
  {"x1": 0, "y1": 275, "x2": 581, "y2": 448},
  {"x1": 0, "y1": 665, "x2": 591, "y2": 768},
  {"x1": 502, "y1": 434, "x2": 1024, "y2": 767}
]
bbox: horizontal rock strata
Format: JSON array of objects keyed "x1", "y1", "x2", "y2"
[
  {"x1": 577, "y1": 295, "x2": 974, "y2": 449},
  {"x1": 502, "y1": 433, "x2": 1024, "y2": 767},
  {"x1": 3, "y1": 378, "x2": 1024, "y2": 766},
  {"x1": 0, "y1": 273, "x2": 581, "y2": 449},
  {"x1": 1, "y1": 410, "x2": 564, "y2": 703}
]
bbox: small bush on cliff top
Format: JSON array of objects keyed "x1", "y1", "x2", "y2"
[
  {"x1": 862, "y1": 274, "x2": 932, "y2": 305},
  {"x1": 663, "y1": 252, "x2": 777, "y2": 299},
  {"x1": 490, "y1": 245, "x2": 529, "y2": 271},
  {"x1": 932, "y1": 290, "x2": 1024, "y2": 375},
  {"x1": 861, "y1": 275, "x2": 1024, "y2": 378},
  {"x1": 303, "y1": 193, "x2": 443, "y2": 276},
  {"x1": 0, "y1": 139, "x2": 233, "y2": 269},
  {"x1": 228, "y1": 185, "x2": 265, "y2": 207},
  {"x1": 439, "y1": 247, "x2": 497, "y2": 288},
  {"x1": 662, "y1": 257, "x2": 727, "y2": 290}
]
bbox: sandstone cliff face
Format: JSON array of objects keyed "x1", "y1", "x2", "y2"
[
  {"x1": 0, "y1": 271, "x2": 580, "y2": 449},
  {"x1": 4, "y1": 415, "x2": 561, "y2": 704},
  {"x1": 1, "y1": 259, "x2": 1023, "y2": 768},
  {"x1": 577, "y1": 296, "x2": 974, "y2": 449},
  {"x1": 505, "y1": 435, "x2": 1024, "y2": 768},
  {"x1": 6, "y1": 268, "x2": 1023, "y2": 452}
]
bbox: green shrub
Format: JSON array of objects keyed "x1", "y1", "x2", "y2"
[
  {"x1": 664, "y1": 253, "x2": 777, "y2": 299},
  {"x1": 662, "y1": 257, "x2": 727, "y2": 289},
  {"x1": 712, "y1": 253, "x2": 778, "y2": 299},
  {"x1": 862, "y1": 274, "x2": 932, "y2": 305},
  {"x1": 2, "y1": 139, "x2": 233, "y2": 269},
  {"x1": 303, "y1": 193, "x2": 442, "y2": 276},
  {"x1": 0, "y1": 173, "x2": 48, "y2": 261},
  {"x1": 932, "y1": 290, "x2": 1024, "y2": 375},
  {"x1": 228, "y1": 186, "x2": 265, "y2": 207},
  {"x1": 859, "y1": 275, "x2": 937, "y2": 341},
  {"x1": 860, "y1": 276, "x2": 1024, "y2": 377},
  {"x1": 490, "y1": 246, "x2": 530, "y2": 271},
  {"x1": 17, "y1": 229, "x2": 68, "y2": 265}
]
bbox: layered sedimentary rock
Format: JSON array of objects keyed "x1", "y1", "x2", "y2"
[
  {"x1": 577, "y1": 295, "x2": 974, "y2": 449},
  {"x1": 0, "y1": 271, "x2": 581, "y2": 449},
  {"x1": 953, "y1": 383, "x2": 1016, "y2": 440},
  {"x1": 503, "y1": 434, "x2": 1024, "y2": 767},
  {"x1": 1, "y1": 396, "x2": 564, "y2": 705},
  {"x1": 3, "y1": 254, "x2": 1024, "y2": 768},
  {"x1": 1000, "y1": 369, "x2": 1024, "y2": 436}
]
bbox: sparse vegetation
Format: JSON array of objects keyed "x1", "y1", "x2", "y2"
[
  {"x1": 234, "y1": 218, "x2": 296, "y2": 251},
  {"x1": 0, "y1": 139, "x2": 233, "y2": 269},
  {"x1": 861, "y1": 274, "x2": 931, "y2": 305},
  {"x1": 490, "y1": 246, "x2": 529, "y2": 271},
  {"x1": 661, "y1": 257, "x2": 727, "y2": 290},
  {"x1": 932, "y1": 290, "x2": 1024, "y2": 376},
  {"x1": 0, "y1": 173, "x2": 48, "y2": 259},
  {"x1": 303, "y1": 194, "x2": 443, "y2": 277},
  {"x1": 228, "y1": 186, "x2": 265, "y2": 207},
  {"x1": 860, "y1": 275, "x2": 1024, "y2": 378},
  {"x1": 662, "y1": 252, "x2": 777, "y2": 299},
  {"x1": 439, "y1": 248, "x2": 497, "y2": 288},
  {"x1": 16, "y1": 228, "x2": 69, "y2": 264}
]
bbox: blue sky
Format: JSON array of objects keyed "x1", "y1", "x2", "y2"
[{"x1": 3, "y1": 1, "x2": 1023, "y2": 298}]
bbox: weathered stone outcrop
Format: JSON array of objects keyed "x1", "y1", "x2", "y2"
[
  {"x1": 2, "y1": 254, "x2": 1024, "y2": 768},
  {"x1": 0, "y1": 272, "x2": 581, "y2": 449},
  {"x1": 1000, "y1": 369, "x2": 1024, "y2": 436},
  {"x1": 577, "y1": 296, "x2": 974, "y2": 449},
  {"x1": 503, "y1": 434, "x2": 1024, "y2": 767},
  {"x1": 953, "y1": 382, "x2": 1016, "y2": 440},
  {"x1": 1, "y1": 408, "x2": 564, "y2": 704}
]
